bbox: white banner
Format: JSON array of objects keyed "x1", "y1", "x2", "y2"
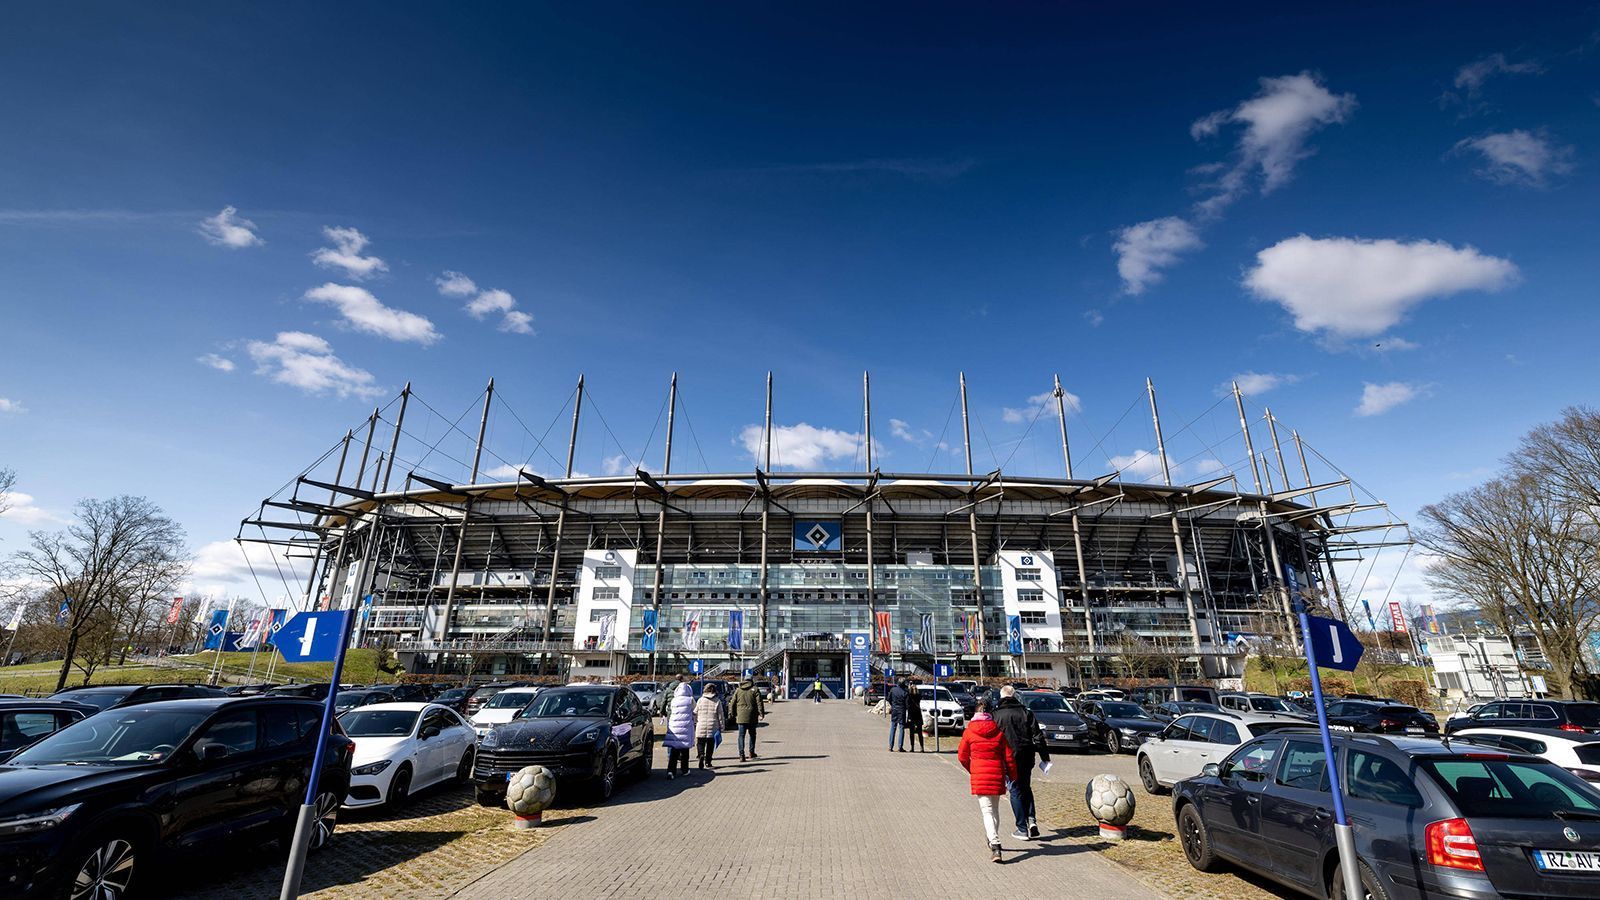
[
  {"x1": 597, "y1": 613, "x2": 616, "y2": 651},
  {"x1": 682, "y1": 610, "x2": 702, "y2": 651},
  {"x1": 191, "y1": 597, "x2": 212, "y2": 626}
]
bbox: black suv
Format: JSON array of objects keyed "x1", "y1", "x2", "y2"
[
  {"x1": 1445, "y1": 699, "x2": 1600, "y2": 735},
  {"x1": 0, "y1": 697, "x2": 354, "y2": 899},
  {"x1": 0, "y1": 701, "x2": 89, "y2": 755},
  {"x1": 1325, "y1": 699, "x2": 1438, "y2": 735},
  {"x1": 472, "y1": 685, "x2": 653, "y2": 806},
  {"x1": 1175, "y1": 732, "x2": 1600, "y2": 900},
  {"x1": 49, "y1": 683, "x2": 228, "y2": 712}
]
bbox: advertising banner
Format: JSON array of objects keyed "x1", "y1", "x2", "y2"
[
  {"x1": 874, "y1": 611, "x2": 892, "y2": 653},
  {"x1": 203, "y1": 608, "x2": 229, "y2": 649},
  {"x1": 683, "y1": 610, "x2": 702, "y2": 651},
  {"x1": 1388, "y1": 600, "x2": 1409, "y2": 633},
  {"x1": 793, "y1": 520, "x2": 842, "y2": 553},
  {"x1": 1007, "y1": 614, "x2": 1023, "y2": 655},
  {"x1": 919, "y1": 614, "x2": 934, "y2": 657},
  {"x1": 728, "y1": 610, "x2": 744, "y2": 651},
  {"x1": 640, "y1": 608, "x2": 658, "y2": 652},
  {"x1": 847, "y1": 631, "x2": 871, "y2": 698},
  {"x1": 165, "y1": 596, "x2": 185, "y2": 626}
]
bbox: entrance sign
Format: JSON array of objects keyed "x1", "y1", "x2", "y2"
[
  {"x1": 935, "y1": 663, "x2": 953, "y2": 678},
  {"x1": 1307, "y1": 614, "x2": 1364, "y2": 672},
  {"x1": 689, "y1": 658, "x2": 704, "y2": 675},
  {"x1": 276, "y1": 611, "x2": 351, "y2": 664}
]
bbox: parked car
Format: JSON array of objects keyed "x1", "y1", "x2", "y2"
[
  {"x1": 1017, "y1": 690, "x2": 1092, "y2": 751},
  {"x1": 1079, "y1": 699, "x2": 1166, "y2": 753},
  {"x1": 1444, "y1": 699, "x2": 1600, "y2": 735},
  {"x1": 1138, "y1": 684, "x2": 1221, "y2": 706},
  {"x1": 368, "y1": 683, "x2": 431, "y2": 704},
  {"x1": 339, "y1": 703, "x2": 476, "y2": 808},
  {"x1": 1326, "y1": 699, "x2": 1439, "y2": 735},
  {"x1": 266, "y1": 682, "x2": 335, "y2": 701},
  {"x1": 628, "y1": 681, "x2": 660, "y2": 711},
  {"x1": 945, "y1": 687, "x2": 979, "y2": 721},
  {"x1": 1175, "y1": 731, "x2": 1600, "y2": 900},
  {"x1": 0, "y1": 697, "x2": 353, "y2": 899},
  {"x1": 49, "y1": 683, "x2": 229, "y2": 712},
  {"x1": 754, "y1": 679, "x2": 778, "y2": 702},
  {"x1": 464, "y1": 682, "x2": 527, "y2": 716},
  {"x1": 1218, "y1": 692, "x2": 1312, "y2": 719},
  {"x1": 469, "y1": 686, "x2": 544, "y2": 738},
  {"x1": 914, "y1": 685, "x2": 967, "y2": 732},
  {"x1": 1137, "y1": 711, "x2": 1311, "y2": 793},
  {"x1": 1446, "y1": 702, "x2": 1486, "y2": 728},
  {"x1": 432, "y1": 686, "x2": 476, "y2": 715},
  {"x1": 951, "y1": 679, "x2": 979, "y2": 696},
  {"x1": 0, "y1": 701, "x2": 90, "y2": 756},
  {"x1": 332, "y1": 689, "x2": 393, "y2": 715},
  {"x1": 471, "y1": 685, "x2": 653, "y2": 806},
  {"x1": 221, "y1": 683, "x2": 277, "y2": 696},
  {"x1": 1455, "y1": 726, "x2": 1600, "y2": 785},
  {"x1": 1150, "y1": 701, "x2": 1223, "y2": 722}
]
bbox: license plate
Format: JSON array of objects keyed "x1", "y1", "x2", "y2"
[
  {"x1": 1534, "y1": 849, "x2": 1600, "y2": 872},
  {"x1": 1405, "y1": 727, "x2": 1423, "y2": 734},
  {"x1": 502, "y1": 772, "x2": 512, "y2": 782}
]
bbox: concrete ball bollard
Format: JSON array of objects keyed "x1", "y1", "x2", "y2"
[
  {"x1": 1085, "y1": 773, "x2": 1135, "y2": 842},
  {"x1": 507, "y1": 765, "x2": 557, "y2": 828}
]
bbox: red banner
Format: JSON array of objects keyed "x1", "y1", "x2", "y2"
[
  {"x1": 874, "y1": 611, "x2": 892, "y2": 653},
  {"x1": 165, "y1": 596, "x2": 185, "y2": 625},
  {"x1": 1388, "y1": 600, "x2": 1408, "y2": 633}
]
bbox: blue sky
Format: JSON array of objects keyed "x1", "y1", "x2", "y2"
[{"x1": 1, "y1": 3, "x2": 1597, "y2": 607}]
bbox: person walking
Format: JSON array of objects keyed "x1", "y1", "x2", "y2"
[
  {"x1": 811, "y1": 677, "x2": 824, "y2": 703},
  {"x1": 904, "y1": 681, "x2": 926, "y2": 752},
  {"x1": 656, "y1": 673, "x2": 687, "y2": 718},
  {"x1": 993, "y1": 685, "x2": 1050, "y2": 838},
  {"x1": 887, "y1": 677, "x2": 912, "y2": 751},
  {"x1": 731, "y1": 676, "x2": 765, "y2": 761},
  {"x1": 663, "y1": 679, "x2": 697, "y2": 779},
  {"x1": 694, "y1": 683, "x2": 725, "y2": 769},
  {"x1": 958, "y1": 698, "x2": 1017, "y2": 863}
]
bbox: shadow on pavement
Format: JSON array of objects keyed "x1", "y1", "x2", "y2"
[
  {"x1": 343, "y1": 783, "x2": 476, "y2": 823},
  {"x1": 174, "y1": 828, "x2": 464, "y2": 897}
]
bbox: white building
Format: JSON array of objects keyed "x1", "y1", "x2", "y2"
[{"x1": 1428, "y1": 633, "x2": 1541, "y2": 699}]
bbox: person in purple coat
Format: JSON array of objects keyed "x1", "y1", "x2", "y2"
[{"x1": 663, "y1": 679, "x2": 697, "y2": 779}]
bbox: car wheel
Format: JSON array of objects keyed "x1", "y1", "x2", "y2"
[
  {"x1": 386, "y1": 764, "x2": 412, "y2": 807},
  {"x1": 454, "y1": 748, "x2": 475, "y2": 784},
  {"x1": 1329, "y1": 861, "x2": 1390, "y2": 900},
  {"x1": 1107, "y1": 731, "x2": 1122, "y2": 754},
  {"x1": 308, "y1": 790, "x2": 340, "y2": 851},
  {"x1": 1178, "y1": 804, "x2": 1218, "y2": 872},
  {"x1": 66, "y1": 832, "x2": 140, "y2": 900},
  {"x1": 636, "y1": 735, "x2": 654, "y2": 779},
  {"x1": 1138, "y1": 755, "x2": 1166, "y2": 794},
  {"x1": 595, "y1": 750, "x2": 618, "y2": 801}
]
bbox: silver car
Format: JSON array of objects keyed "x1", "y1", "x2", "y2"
[{"x1": 1137, "y1": 711, "x2": 1311, "y2": 793}]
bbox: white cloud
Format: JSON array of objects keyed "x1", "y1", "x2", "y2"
[
  {"x1": 1083, "y1": 309, "x2": 1105, "y2": 327},
  {"x1": 1107, "y1": 449, "x2": 1170, "y2": 481},
  {"x1": 602, "y1": 453, "x2": 632, "y2": 476},
  {"x1": 1191, "y1": 72, "x2": 1356, "y2": 215},
  {"x1": 196, "y1": 353, "x2": 235, "y2": 372},
  {"x1": 0, "y1": 397, "x2": 25, "y2": 414},
  {"x1": 740, "y1": 423, "x2": 862, "y2": 470},
  {"x1": 0, "y1": 491, "x2": 60, "y2": 525},
  {"x1": 1355, "y1": 382, "x2": 1421, "y2": 417},
  {"x1": 1455, "y1": 130, "x2": 1574, "y2": 187},
  {"x1": 1453, "y1": 53, "x2": 1541, "y2": 97},
  {"x1": 499, "y1": 310, "x2": 534, "y2": 334},
  {"x1": 1245, "y1": 235, "x2": 1517, "y2": 339},
  {"x1": 1226, "y1": 371, "x2": 1300, "y2": 396},
  {"x1": 465, "y1": 288, "x2": 515, "y2": 319},
  {"x1": 198, "y1": 205, "x2": 264, "y2": 248},
  {"x1": 1113, "y1": 217, "x2": 1203, "y2": 294},
  {"x1": 246, "y1": 331, "x2": 385, "y2": 400},
  {"x1": 889, "y1": 418, "x2": 928, "y2": 444},
  {"x1": 303, "y1": 283, "x2": 440, "y2": 345},
  {"x1": 188, "y1": 539, "x2": 309, "y2": 599},
  {"x1": 435, "y1": 271, "x2": 478, "y2": 297},
  {"x1": 1002, "y1": 389, "x2": 1081, "y2": 424},
  {"x1": 311, "y1": 226, "x2": 387, "y2": 279}
]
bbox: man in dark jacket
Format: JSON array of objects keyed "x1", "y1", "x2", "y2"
[
  {"x1": 655, "y1": 674, "x2": 687, "y2": 717},
  {"x1": 887, "y1": 677, "x2": 912, "y2": 752},
  {"x1": 992, "y1": 685, "x2": 1050, "y2": 838},
  {"x1": 731, "y1": 678, "x2": 765, "y2": 761}
]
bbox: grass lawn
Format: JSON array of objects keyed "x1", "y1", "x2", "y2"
[{"x1": 0, "y1": 648, "x2": 401, "y2": 695}]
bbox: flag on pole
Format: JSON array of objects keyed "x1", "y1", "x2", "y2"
[
  {"x1": 266, "y1": 608, "x2": 287, "y2": 647},
  {"x1": 165, "y1": 596, "x2": 185, "y2": 626},
  {"x1": 203, "y1": 608, "x2": 230, "y2": 650},
  {"x1": 728, "y1": 610, "x2": 744, "y2": 651},
  {"x1": 4, "y1": 602, "x2": 23, "y2": 631},
  {"x1": 597, "y1": 613, "x2": 616, "y2": 651},
  {"x1": 640, "y1": 608, "x2": 658, "y2": 652},
  {"x1": 192, "y1": 597, "x2": 212, "y2": 626},
  {"x1": 967, "y1": 613, "x2": 981, "y2": 654},
  {"x1": 239, "y1": 616, "x2": 265, "y2": 649},
  {"x1": 1007, "y1": 614, "x2": 1023, "y2": 655},
  {"x1": 919, "y1": 614, "x2": 934, "y2": 656},
  {"x1": 874, "y1": 611, "x2": 892, "y2": 653},
  {"x1": 683, "y1": 610, "x2": 702, "y2": 651},
  {"x1": 1388, "y1": 600, "x2": 1408, "y2": 633},
  {"x1": 1360, "y1": 599, "x2": 1376, "y2": 631},
  {"x1": 54, "y1": 599, "x2": 71, "y2": 625}
]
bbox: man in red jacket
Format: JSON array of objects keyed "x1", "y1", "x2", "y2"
[{"x1": 958, "y1": 699, "x2": 1018, "y2": 863}]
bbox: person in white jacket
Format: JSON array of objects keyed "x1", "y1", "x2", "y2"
[{"x1": 663, "y1": 680, "x2": 697, "y2": 779}]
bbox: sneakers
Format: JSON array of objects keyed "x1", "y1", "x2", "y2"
[
  {"x1": 990, "y1": 843, "x2": 1002, "y2": 863},
  {"x1": 666, "y1": 772, "x2": 675, "y2": 780},
  {"x1": 1011, "y1": 829, "x2": 1030, "y2": 840},
  {"x1": 1028, "y1": 821, "x2": 1040, "y2": 839}
]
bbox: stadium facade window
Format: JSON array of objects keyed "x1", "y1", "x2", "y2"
[
  {"x1": 1017, "y1": 589, "x2": 1044, "y2": 603},
  {"x1": 1016, "y1": 568, "x2": 1042, "y2": 581},
  {"x1": 593, "y1": 588, "x2": 620, "y2": 600},
  {"x1": 1019, "y1": 610, "x2": 1047, "y2": 624},
  {"x1": 594, "y1": 565, "x2": 622, "y2": 579}
]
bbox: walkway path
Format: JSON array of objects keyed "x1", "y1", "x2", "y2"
[{"x1": 454, "y1": 699, "x2": 1161, "y2": 898}]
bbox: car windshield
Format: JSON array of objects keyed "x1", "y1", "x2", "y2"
[
  {"x1": 470, "y1": 688, "x2": 504, "y2": 701},
  {"x1": 1023, "y1": 695, "x2": 1069, "y2": 712},
  {"x1": 629, "y1": 683, "x2": 657, "y2": 693},
  {"x1": 1250, "y1": 697, "x2": 1296, "y2": 713},
  {"x1": 334, "y1": 693, "x2": 375, "y2": 710},
  {"x1": 519, "y1": 689, "x2": 613, "y2": 719},
  {"x1": 1574, "y1": 744, "x2": 1600, "y2": 766},
  {"x1": 1567, "y1": 705, "x2": 1600, "y2": 728},
  {"x1": 339, "y1": 709, "x2": 419, "y2": 737},
  {"x1": 1102, "y1": 702, "x2": 1152, "y2": 719},
  {"x1": 54, "y1": 691, "x2": 130, "y2": 711},
  {"x1": 11, "y1": 709, "x2": 210, "y2": 765},
  {"x1": 918, "y1": 687, "x2": 953, "y2": 702},
  {"x1": 1424, "y1": 758, "x2": 1600, "y2": 818},
  {"x1": 483, "y1": 691, "x2": 538, "y2": 710},
  {"x1": 437, "y1": 689, "x2": 469, "y2": 701}
]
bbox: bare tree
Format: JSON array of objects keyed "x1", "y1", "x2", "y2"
[
  {"x1": 1514, "y1": 406, "x2": 1600, "y2": 519},
  {"x1": 6, "y1": 496, "x2": 189, "y2": 691},
  {"x1": 0, "y1": 467, "x2": 15, "y2": 518}
]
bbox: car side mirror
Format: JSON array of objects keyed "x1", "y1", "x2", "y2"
[
  {"x1": 420, "y1": 725, "x2": 440, "y2": 739},
  {"x1": 1202, "y1": 763, "x2": 1221, "y2": 778},
  {"x1": 200, "y1": 743, "x2": 230, "y2": 763}
]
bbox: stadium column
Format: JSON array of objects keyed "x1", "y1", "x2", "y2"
[
  {"x1": 1234, "y1": 382, "x2": 1295, "y2": 649},
  {"x1": 1053, "y1": 376, "x2": 1095, "y2": 669},
  {"x1": 959, "y1": 373, "x2": 987, "y2": 681},
  {"x1": 304, "y1": 429, "x2": 353, "y2": 610},
  {"x1": 863, "y1": 371, "x2": 877, "y2": 656},
  {"x1": 539, "y1": 376, "x2": 583, "y2": 675},
  {"x1": 1147, "y1": 379, "x2": 1203, "y2": 652},
  {"x1": 439, "y1": 378, "x2": 493, "y2": 675},
  {"x1": 648, "y1": 373, "x2": 676, "y2": 679},
  {"x1": 1293, "y1": 429, "x2": 1350, "y2": 620}
]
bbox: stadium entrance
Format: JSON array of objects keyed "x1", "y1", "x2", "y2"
[{"x1": 787, "y1": 654, "x2": 847, "y2": 699}]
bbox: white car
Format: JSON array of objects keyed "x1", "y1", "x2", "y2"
[
  {"x1": 1455, "y1": 726, "x2": 1600, "y2": 785},
  {"x1": 340, "y1": 702, "x2": 477, "y2": 808},
  {"x1": 1136, "y1": 711, "x2": 1311, "y2": 794},
  {"x1": 915, "y1": 685, "x2": 966, "y2": 731},
  {"x1": 469, "y1": 686, "x2": 543, "y2": 738}
]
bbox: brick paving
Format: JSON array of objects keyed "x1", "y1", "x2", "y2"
[{"x1": 454, "y1": 701, "x2": 1160, "y2": 899}]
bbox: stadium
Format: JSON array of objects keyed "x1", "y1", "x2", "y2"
[{"x1": 240, "y1": 373, "x2": 1407, "y2": 697}]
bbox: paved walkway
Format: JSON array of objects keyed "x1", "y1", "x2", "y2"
[{"x1": 454, "y1": 700, "x2": 1160, "y2": 899}]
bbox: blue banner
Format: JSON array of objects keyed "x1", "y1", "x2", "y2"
[
  {"x1": 728, "y1": 610, "x2": 744, "y2": 651},
  {"x1": 54, "y1": 599, "x2": 71, "y2": 625},
  {"x1": 640, "y1": 608, "x2": 657, "y2": 652},
  {"x1": 902, "y1": 627, "x2": 915, "y2": 651},
  {"x1": 265, "y1": 608, "x2": 287, "y2": 647},
  {"x1": 793, "y1": 520, "x2": 842, "y2": 552},
  {"x1": 1361, "y1": 599, "x2": 1376, "y2": 631},
  {"x1": 203, "y1": 608, "x2": 229, "y2": 650},
  {"x1": 1006, "y1": 614, "x2": 1023, "y2": 655},
  {"x1": 847, "y1": 631, "x2": 870, "y2": 698}
]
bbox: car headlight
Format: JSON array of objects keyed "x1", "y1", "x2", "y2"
[
  {"x1": 569, "y1": 725, "x2": 604, "y2": 747},
  {"x1": 479, "y1": 729, "x2": 499, "y2": 748},
  {"x1": 352, "y1": 759, "x2": 393, "y2": 777},
  {"x1": 0, "y1": 803, "x2": 81, "y2": 836},
  {"x1": 1120, "y1": 727, "x2": 1139, "y2": 735}
]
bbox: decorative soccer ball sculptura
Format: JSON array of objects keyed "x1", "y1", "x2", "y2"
[
  {"x1": 507, "y1": 765, "x2": 556, "y2": 828},
  {"x1": 1085, "y1": 773, "x2": 1136, "y2": 841}
]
